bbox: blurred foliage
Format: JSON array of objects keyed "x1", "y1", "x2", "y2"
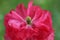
[{"x1": 0, "y1": 0, "x2": 60, "y2": 40}]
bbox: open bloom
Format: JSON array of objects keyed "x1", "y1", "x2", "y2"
[{"x1": 4, "y1": 1, "x2": 54, "y2": 40}]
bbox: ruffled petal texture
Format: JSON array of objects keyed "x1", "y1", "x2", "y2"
[
  {"x1": 16, "y1": 4, "x2": 27, "y2": 19},
  {"x1": 4, "y1": 1, "x2": 54, "y2": 40}
]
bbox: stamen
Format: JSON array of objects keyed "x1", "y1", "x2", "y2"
[{"x1": 26, "y1": 16, "x2": 31, "y2": 25}]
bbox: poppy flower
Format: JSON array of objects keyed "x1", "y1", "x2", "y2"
[{"x1": 4, "y1": 1, "x2": 54, "y2": 40}]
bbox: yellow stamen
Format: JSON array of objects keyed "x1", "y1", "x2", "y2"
[{"x1": 26, "y1": 16, "x2": 31, "y2": 25}]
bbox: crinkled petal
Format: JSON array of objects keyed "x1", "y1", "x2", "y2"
[
  {"x1": 33, "y1": 10, "x2": 52, "y2": 28},
  {"x1": 45, "y1": 32, "x2": 54, "y2": 40},
  {"x1": 16, "y1": 4, "x2": 27, "y2": 19},
  {"x1": 27, "y1": 1, "x2": 42, "y2": 20},
  {"x1": 4, "y1": 34, "x2": 11, "y2": 40},
  {"x1": 28, "y1": 6, "x2": 42, "y2": 20},
  {"x1": 27, "y1": 1, "x2": 33, "y2": 16},
  {"x1": 4, "y1": 10, "x2": 25, "y2": 28}
]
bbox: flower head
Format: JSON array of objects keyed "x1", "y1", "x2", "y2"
[{"x1": 4, "y1": 1, "x2": 54, "y2": 40}]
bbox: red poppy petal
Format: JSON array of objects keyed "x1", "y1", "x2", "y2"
[
  {"x1": 41, "y1": 10, "x2": 52, "y2": 27},
  {"x1": 4, "y1": 10, "x2": 25, "y2": 28},
  {"x1": 27, "y1": 1, "x2": 33, "y2": 16},
  {"x1": 33, "y1": 10, "x2": 52, "y2": 28},
  {"x1": 30, "y1": 6, "x2": 42, "y2": 21},
  {"x1": 47, "y1": 32, "x2": 54, "y2": 40},
  {"x1": 16, "y1": 4, "x2": 27, "y2": 19}
]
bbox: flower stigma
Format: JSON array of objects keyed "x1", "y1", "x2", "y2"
[{"x1": 26, "y1": 16, "x2": 31, "y2": 25}]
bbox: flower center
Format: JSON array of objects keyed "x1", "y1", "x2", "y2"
[{"x1": 26, "y1": 16, "x2": 31, "y2": 25}]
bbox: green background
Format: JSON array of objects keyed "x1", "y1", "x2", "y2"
[{"x1": 0, "y1": 0, "x2": 60, "y2": 40}]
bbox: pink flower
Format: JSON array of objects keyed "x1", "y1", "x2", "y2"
[{"x1": 4, "y1": 1, "x2": 54, "y2": 40}]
